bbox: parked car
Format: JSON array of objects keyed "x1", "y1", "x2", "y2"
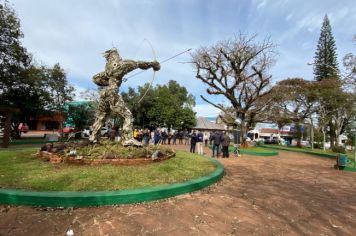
[
  {"x1": 264, "y1": 139, "x2": 279, "y2": 144},
  {"x1": 101, "y1": 127, "x2": 109, "y2": 136}
]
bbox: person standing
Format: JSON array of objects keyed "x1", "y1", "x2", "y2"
[
  {"x1": 183, "y1": 130, "x2": 189, "y2": 145},
  {"x1": 172, "y1": 131, "x2": 177, "y2": 145},
  {"x1": 204, "y1": 132, "x2": 209, "y2": 147},
  {"x1": 178, "y1": 131, "x2": 184, "y2": 144},
  {"x1": 190, "y1": 130, "x2": 197, "y2": 153},
  {"x1": 210, "y1": 131, "x2": 222, "y2": 157},
  {"x1": 168, "y1": 131, "x2": 172, "y2": 145},
  {"x1": 154, "y1": 129, "x2": 161, "y2": 145},
  {"x1": 143, "y1": 128, "x2": 150, "y2": 145},
  {"x1": 221, "y1": 131, "x2": 231, "y2": 158},
  {"x1": 196, "y1": 130, "x2": 204, "y2": 155},
  {"x1": 161, "y1": 130, "x2": 167, "y2": 144}
]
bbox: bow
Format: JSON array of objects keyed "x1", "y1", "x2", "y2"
[{"x1": 137, "y1": 38, "x2": 157, "y2": 103}]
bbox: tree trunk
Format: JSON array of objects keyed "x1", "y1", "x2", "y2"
[
  {"x1": 310, "y1": 121, "x2": 314, "y2": 150},
  {"x1": 329, "y1": 120, "x2": 335, "y2": 148},
  {"x1": 322, "y1": 127, "x2": 326, "y2": 151}
]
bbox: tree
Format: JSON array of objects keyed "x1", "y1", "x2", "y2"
[
  {"x1": 191, "y1": 34, "x2": 276, "y2": 137},
  {"x1": 148, "y1": 80, "x2": 195, "y2": 130},
  {"x1": 313, "y1": 15, "x2": 339, "y2": 82},
  {"x1": 66, "y1": 102, "x2": 95, "y2": 131},
  {"x1": 0, "y1": 1, "x2": 30, "y2": 99},
  {"x1": 266, "y1": 78, "x2": 318, "y2": 147},
  {"x1": 122, "y1": 80, "x2": 196, "y2": 130},
  {"x1": 343, "y1": 35, "x2": 356, "y2": 90},
  {"x1": 46, "y1": 63, "x2": 74, "y2": 137}
]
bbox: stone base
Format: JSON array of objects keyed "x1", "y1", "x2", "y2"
[
  {"x1": 122, "y1": 138, "x2": 143, "y2": 147},
  {"x1": 38, "y1": 151, "x2": 175, "y2": 166}
]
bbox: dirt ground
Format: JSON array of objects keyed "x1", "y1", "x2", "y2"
[{"x1": 1, "y1": 145, "x2": 356, "y2": 236}]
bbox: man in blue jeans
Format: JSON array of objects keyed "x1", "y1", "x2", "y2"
[{"x1": 210, "y1": 131, "x2": 222, "y2": 157}]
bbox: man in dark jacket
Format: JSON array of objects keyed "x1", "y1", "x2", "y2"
[
  {"x1": 210, "y1": 131, "x2": 222, "y2": 157},
  {"x1": 196, "y1": 130, "x2": 204, "y2": 155},
  {"x1": 190, "y1": 130, "x2": 197, "y2": 153},
  {"x1": 221, "y1": 131, "x2": 231, "y2": 158}
]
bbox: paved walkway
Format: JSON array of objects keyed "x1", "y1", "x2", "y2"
[{"x1": 1, "y1": 145, "x2": 356, "y2": 235}]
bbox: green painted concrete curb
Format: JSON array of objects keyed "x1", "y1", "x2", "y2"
[
  {"x1": 0, "y1": 158, "x2": 224, "y2": 207},
  {"x1": 260, "y1": 144, "x2": 337, "y2": 159},
  {"x1": 227, "y1": 147, "x2": 278, "y2": 156},
  {"x1": 208, "y1": 145, "x2": 278, "y2": 156},
  {"x1": 261, "y1": 145, "x2": 356, "y2": 173},
  {"x1": 344, "y1": 166, "x2": 356, "y2": 172}
]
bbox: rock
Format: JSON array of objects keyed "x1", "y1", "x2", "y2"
[
  {"x1": 123, "y1": 138, "x2": 143, "y2": 147},
  {"x1": 53, "y1": 142, "x2": 66, "y2": 150},
  {"x1": 103, "y1": 152, "x2": 115, "y2": 159},
  {"x1": 78, "y1": 140, "x2": 90, "y2": 147},
  {"x1": 151, "y1": 150, "x2": 160, "y2": 160},
  {"x1": 68, "y1": 150, "x2": 77, "y2": 156},
  {"x1": 45, "y1": 143, "x2": 53, "y2": 152}
]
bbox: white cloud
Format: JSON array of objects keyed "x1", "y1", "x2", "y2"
[{"x1": 257, "y1": 0, "x2": 267, "y2": 9}]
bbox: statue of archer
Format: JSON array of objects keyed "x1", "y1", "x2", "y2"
[{"x1": 89, "y1": 48, "x2": 160, "y2": 145}]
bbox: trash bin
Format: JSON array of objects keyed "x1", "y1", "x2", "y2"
[{"x1": 337, "y1": 154, "x2": 348, "y2": 170}]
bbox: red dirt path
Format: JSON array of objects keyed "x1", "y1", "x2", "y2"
[{"x1": 1, "y1": 145, "x2": 356, "y2": 235}]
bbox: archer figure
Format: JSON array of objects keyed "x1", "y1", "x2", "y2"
[{"x1": 89, "y1": 48, "x2": 160, "y2": 145}]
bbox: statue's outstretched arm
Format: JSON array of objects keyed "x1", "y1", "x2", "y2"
[
  {"x1": 93, "y1": 72, "x2": 109, "y2": 86},
  {"x1": 121, "y1": 60, "x2": 160, "y2": 75}
]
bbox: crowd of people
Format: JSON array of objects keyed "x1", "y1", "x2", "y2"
[
  {"x1": 104, "y1": 126, "x2": 235, "y2": 158},
  {"x1": 129, "y1": 128, "x2": 234, "y2": 158}
]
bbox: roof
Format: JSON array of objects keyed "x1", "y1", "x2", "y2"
[
  {"x1": 194, "y1": 117, "x2": 226, "y2": 131},
  {"x1": 260, "y1": 128, "x2": 279, "y2": 134}
]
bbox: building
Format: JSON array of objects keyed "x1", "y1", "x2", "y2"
[{"x1": 193, "y1": 117, "x2": 227, "y2": 132}]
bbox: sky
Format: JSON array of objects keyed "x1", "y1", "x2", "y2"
[{"x1": 8, "y1": 0, "x2": 356, "y2": 117}]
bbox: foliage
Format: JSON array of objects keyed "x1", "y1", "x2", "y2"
[
  {"x1": 122, "y1": 80, "x2": 196, "y2": 130},
  {"x1": 45, "y1": 63, "x2": 74, "y2": 113},
  {"x1": 0, "y1": 1, "x2": 30, "y2": 102},
  {"x1": 331, "y1": 145, "x2": 346, "y2": 154},
  {"x1": 191, "y1": 33, "x2": 276, "y2": 136},
  {"x1": 66, "y1": 102, "x2": 95, "y2": 131},
  {"x1": 0, "y1": 148, "x2": 215, "y2": 191},
  {"x1": 72, "y1": 140, "x2": 175, "y2": 158},
  {"x1": 313, "y1": 15, "x2": 339, "y2": 82},
  {"x1": 0, "y1": 2, "x2": 74, "y2": 134},
  {"x1": 267, "y1": 78, "x2": 317, "y2": 125}
]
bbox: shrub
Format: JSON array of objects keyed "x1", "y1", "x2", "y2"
[
  {"x1": 256, "y1": 140, "x2": 264, "y2": 146},
  {"x1": 331, "y1": 145, "x2": 346, "y2": 154}
]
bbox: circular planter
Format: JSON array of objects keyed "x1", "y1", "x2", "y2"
[{"x1": 0, "y1": 158, "x2": 224, "y2": 207}]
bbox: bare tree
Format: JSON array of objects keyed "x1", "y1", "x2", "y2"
[{"x1": 191, "y1": 34, "x2": 276, "y2": 136}]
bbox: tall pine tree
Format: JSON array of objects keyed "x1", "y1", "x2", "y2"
[{"x1": 313, "y1": 15, "x2": 339, "y2": 81}]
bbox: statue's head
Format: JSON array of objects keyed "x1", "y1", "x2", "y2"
[{"x1": 102, "y1": 48, "x2": 122, "y2": 62}]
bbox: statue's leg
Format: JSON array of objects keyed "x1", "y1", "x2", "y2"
[
  {"x1": 89, "y1": 100, "x2": 108, "y2": 142},
  {"x1": 111, "y1": 95, "x2": 133, "y2": 141}
]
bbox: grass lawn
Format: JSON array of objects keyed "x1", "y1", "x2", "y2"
[
  {"x1": 0, "y1": 148, "x2": 216, "y2": 191},
  {"x1": 240, "y1": 147, "x2": 272, "y2": 152}
]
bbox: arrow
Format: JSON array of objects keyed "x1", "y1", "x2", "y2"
[{"x1": 124, "y1": 48, "x2": 192, "y2": 80}]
